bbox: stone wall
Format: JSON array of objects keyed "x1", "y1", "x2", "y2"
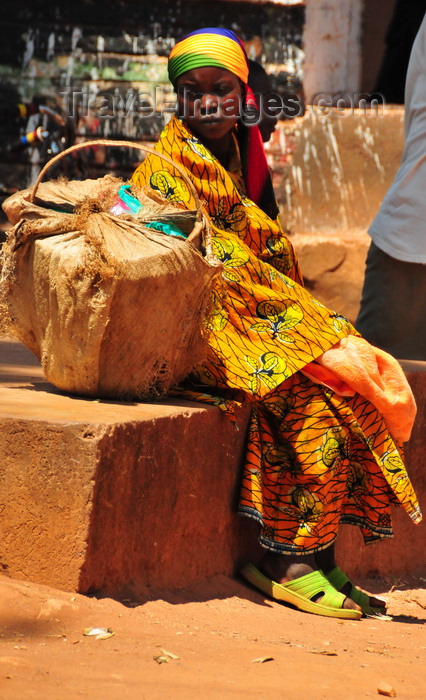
[
  {"x1": 265, "y1": 105, "x2": 405, "y2": 323},
  {"x1": 272, "y1": 105, "x2": 404, "y2": 234}
]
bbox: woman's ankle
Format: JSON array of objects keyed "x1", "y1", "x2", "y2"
[
  {"x1": 260, "y1": 551, "x2": 317, "y2": 584},
  {"x1": 314, "y1": 544, "x2": 337, "y2": 573}
]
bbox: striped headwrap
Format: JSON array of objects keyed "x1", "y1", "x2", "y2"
[
  {"x1": 168, "y1": 28, "x2": 249, "y2": 86},
  {"x1": 168, "y1": 27, "x2": 278, "y2": 220}
]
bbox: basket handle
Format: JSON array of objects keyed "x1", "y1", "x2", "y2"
[{"x1": 29, "y1": 138, "x2": 216, "y2": 259}]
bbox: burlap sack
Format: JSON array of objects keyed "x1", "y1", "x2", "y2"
[{"x1": 0, "y1": 172, "x2": 222, "y2": 399}]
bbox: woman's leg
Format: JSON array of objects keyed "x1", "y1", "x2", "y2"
[{"x1": 239, "y1": 380, "x2": 411, "y2": 617}]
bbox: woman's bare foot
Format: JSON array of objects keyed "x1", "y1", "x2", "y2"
[
  {"x1": 260, "y1": 551, "x2": 361, "y2": 612},
  {"x1": 315, "y1": 545, "x2": 386, "y2": 611}
]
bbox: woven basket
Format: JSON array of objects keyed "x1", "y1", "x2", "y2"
[{"x1": 0, "y1": 139, "x2": 222, "y2": 399}]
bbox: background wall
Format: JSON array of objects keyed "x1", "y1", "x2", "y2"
[{"x1": 0, "y1": 0, "x2": 304, "y2": 194}]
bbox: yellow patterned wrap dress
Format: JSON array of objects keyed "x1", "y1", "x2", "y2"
[{"x1": 132, "y1": 115, "x2": 421, "y2": 555}]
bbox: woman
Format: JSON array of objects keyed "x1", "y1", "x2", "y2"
[{"x1": 132, "y1": 28, "x2": 421, "y2": 619}]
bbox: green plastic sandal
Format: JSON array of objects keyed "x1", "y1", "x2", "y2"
[
  {"x1": 240, "y1": 563, "x2": 362, "y2": 620},
  {"x1": 325, "y1": 566, "x2": 387, "y2": 616}
]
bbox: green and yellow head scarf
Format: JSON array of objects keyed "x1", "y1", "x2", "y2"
[{"x1": 168, "y1": 28, "x2": 249, "y2": 86}]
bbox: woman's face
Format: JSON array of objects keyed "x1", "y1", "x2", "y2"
[{"x1": 176, "y1": 67, "x2": 243, "y2": 144}]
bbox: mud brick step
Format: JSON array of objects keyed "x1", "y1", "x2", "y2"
[{"x1": 1, "y1": 339, "x2": 425, "y2": 599}]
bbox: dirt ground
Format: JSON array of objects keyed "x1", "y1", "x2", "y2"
[{"x1": 0, "y1": 573, "x2": 425, "y2": 700}]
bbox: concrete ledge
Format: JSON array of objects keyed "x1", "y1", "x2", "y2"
[
  {"x1": 0, "y1": 339, "x2": 258, "y2": 597},
  {"x1": 0, "y1": 340, "x2": 425, "y2": 599}
]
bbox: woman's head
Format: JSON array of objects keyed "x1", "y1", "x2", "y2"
[
  {"x1": 168, "y1": 27, "x2": 278, "y2": 219},
  {"x1": 169, "y1": 28, "x2": 249, "y2": 144}
]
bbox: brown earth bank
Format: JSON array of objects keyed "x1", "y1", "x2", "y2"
[{"x1": 0, "y1": 573, "x2": 425, "y2": 700}]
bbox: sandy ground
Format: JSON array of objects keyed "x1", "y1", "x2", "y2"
[{"x1": 0, "y1": 573, "x2": 425, "y2": 700}]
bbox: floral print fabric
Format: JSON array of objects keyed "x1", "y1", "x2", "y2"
[{"x1": 132, "y1": 115, "x2": 421, "y2": 553}]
